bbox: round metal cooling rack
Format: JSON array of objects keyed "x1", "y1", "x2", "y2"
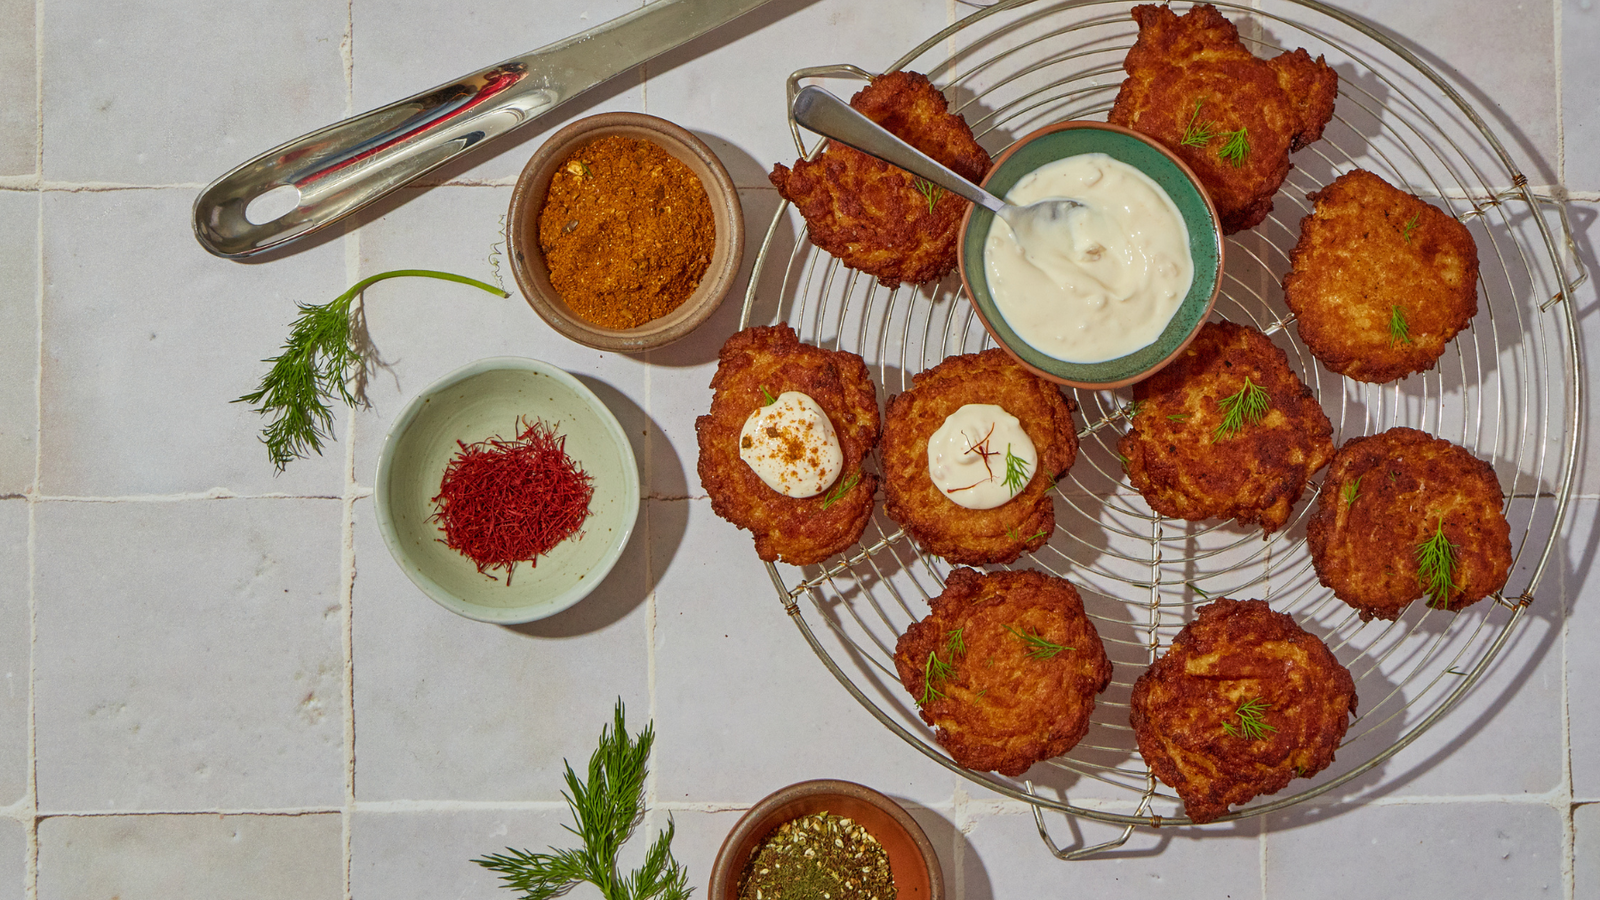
[{"x1": 741, "y1": 0, "x2": 1584, "y2": 857}]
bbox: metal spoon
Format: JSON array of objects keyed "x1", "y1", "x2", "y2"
[{"x1": 789, "y1": 85, "x2": 1085, "y2": 248}]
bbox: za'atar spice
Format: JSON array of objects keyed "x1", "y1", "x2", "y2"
[
  {"x1": 538, "y1": 134, "x2": 716, "y2": 329},
  {"x1": 429, "y1": 417, "x2": 594, "y2": 584},
  {"x1": 737, "y1": 812, "x2": 895, "y2": 900}
]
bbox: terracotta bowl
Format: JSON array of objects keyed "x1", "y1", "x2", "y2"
[
  {"x1": 708, "y1": 779, "x2": 943, "y2": 900},
  {"x1": 507, "y1": 112, "x2": 744, "y2": 353},
  {"x1": 958, "y1": 120, "x2": 1223, "y2": 390}
]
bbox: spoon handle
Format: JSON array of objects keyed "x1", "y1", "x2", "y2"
[
  {"x1": 791, "y1": 85, "x2": 1005, "y2": 216},
  {"x1": 193, "y1": 0, "x2": 773, "y2": 259}
]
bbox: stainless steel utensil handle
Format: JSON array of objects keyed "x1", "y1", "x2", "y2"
[
  {"x1": 790, "y1": 85, "x2": 1006, "y2": 215},
  {"x1": 194, "y1": 0, "x2": 772, "y2": 259}
]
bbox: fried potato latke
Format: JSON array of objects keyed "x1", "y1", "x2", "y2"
[
  {"x1": 1130, "y1": 598, "x2": 1357, "y2": 824},
  {"x1": 769, "y1": 71, "x2": 992, "y2": 286},
  {"x1": 1107, "y1": 3, "x2": 1337, "y2": 234},
  {"x1": 894, "y1": 567, "x2": 1113, "y2": 776},
  {"x1": 695, "y1": 325, "x2": 881, "y2": 566},
  {"x1": 881, "y1": 349, "x2": 1078, "y2": 565},
  {"x1": 1306, "y1": 427, "x2": 1511, "y2": 621},
  {"x1": 1284, "y1": 169, "x2": 1480, "y2": 383},
  {"x1": 1118, "y1": 320, "x2": 1334, "y2": 534}
]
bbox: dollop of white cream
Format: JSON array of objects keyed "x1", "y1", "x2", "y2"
[
  {"x1": 927, "y1": 404, "x2": 1037, "y2": 510},
  {"x1": 984, "y1": 152, "x2": 1194, "y2": 363},
  {"x1": 739, "y1": 391, "x2": 845, "y2": 498}
]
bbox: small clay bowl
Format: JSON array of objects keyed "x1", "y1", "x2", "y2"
[
  {"x1": 507, "y1": 112, "x2": 744, "y2": 353},
  {"x1": 708, "y1": 779, "x2": 943, "y2": 900},
  {"x1": 959, "y1": 120, "x2": 1223, "y2": 390}
]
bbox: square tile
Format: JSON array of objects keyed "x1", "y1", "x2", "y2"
[
  {"x1": 350, "y1": 495, "x2": 650, "y2": 802},
  {"x1": 39, "y1": 189, "x2": 347, "y2": 497},
  {"x1": 1563, "y1": 1, "x2": 1600, "y2": 191},
  {"x1": 1567, "y1": 499, "x2": 1600, "y2": 801},
  {"x1": 0, "y1": 0, "x2": 34, "y2": 177},
  {"x1": 32, "y1": 499, "x2": 344, "y2": 811},
  {"x1": 1578, "y1": 802, "x2": 1600, "y2": 900},
  {"x1": 36, "y1": 813, "x2": 342, "y2": 900},
  {"x1": 0, "y1": 191, "x2": 35, "y2": 494},
  {"x1": 0, "y1": 501, "x2": 27, "y2": 807},
  {"x1": 649, "y1": 497, "x2": 960, "y2": 806},
  {"x1": 42, "y1": 3, "x2": 348, "y2": 184},
  {"x1": 0, "y1": 816, "x2": 20, "y2": 900}
]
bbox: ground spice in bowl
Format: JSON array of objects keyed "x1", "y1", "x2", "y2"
[
  {"x1": 538, "y1": 134, "x2": 716, "y2": 329},
  {"x1": 737, "y1": 812, "x2": 896, "y2": 900}
]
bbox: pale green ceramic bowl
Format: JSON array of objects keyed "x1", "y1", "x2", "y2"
[
  {"x1": 374, "y1": 357, "x2": 640, "y2": 624},
  {"x1": 959, "y1": 121, "x2": 1223, "y2": 389}
]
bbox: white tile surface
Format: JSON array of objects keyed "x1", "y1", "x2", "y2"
[{"x1": 3, "y1": 0, "x2": 1596, "y2": 896}]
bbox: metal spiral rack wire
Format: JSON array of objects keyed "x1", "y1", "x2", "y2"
[{"x1": 740, "y1": 0, "x2": 1584, "y2": 857}]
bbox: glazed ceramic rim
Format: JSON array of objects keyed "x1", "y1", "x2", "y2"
[
  {"x1": 707, "y1": 779, "x2": 944, "y2": 900},
  {"x1": 372, "y1": 356, "x2": 641, "y2": 624},
  {"x1": 507, "y1": 112, "x2": 745, "y2": 353},
  {"x1": 958, "y1": 120, "x2": 1223, "y2": 389}
]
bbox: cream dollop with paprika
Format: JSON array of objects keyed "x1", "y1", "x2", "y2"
[
  {"x1": 927, "y1": 404, "x2": 1037, "y2": 510},
  {"x1": 740, "y1": 391, "x2": 845, "y2": 497}
]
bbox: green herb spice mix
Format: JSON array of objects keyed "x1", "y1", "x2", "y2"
[{"x1": 737, "y1": 812, "x2": 895, "y2": 900}]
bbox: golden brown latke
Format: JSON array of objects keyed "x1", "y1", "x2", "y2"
[
  {"x1": 894, "y1": 567, "x2": 1113, "y2": 777},
  {"x1": 881, "y1": 349, "x2": 1078, "y2": 565},
  {"x1": 1118, "y1": 320, "x2": 1334, "y2": 534},
  {"x1": 1284, "y1": 169, "x2": 1481, "y2": 383},
  {"x1": 769, "y1": 70, "x2": 992, "y2": 286},
  {"x1": 1107, "y1": 3, "x2": 1337, "y2": 234},
  {"x1": 695, "y1": 325, "x2": 880, "y2": 566},
  {"x1": 1130, "y1": 598, "x2": 1357, "y2": 824},
  {"x1": 1306, "y1": 427, "x2": 1511, "y2": 621}
]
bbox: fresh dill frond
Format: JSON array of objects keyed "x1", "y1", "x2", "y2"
[
  {"x1": 1180, "y1": 99, "x2": 1215, "y2": 148},
  {"x1": 1211, "y1": 377, "x2": 1270, "y2": 442},
  {"x1": 1166, "y1": 413, "x2": 1191, "y2": 422},
  {"x1": 1341, "y1": 475, "x2": 1363, "y2": 507},
  {"x1": 1401, "y1": 212, "x2": 1420, "y2": 243},
  {"x1": 1217, "y1": 128, "x2": 1250, "y2": 167},
  {"x1": 921, "y1": 650, "x2": 956, "y2": 705},
  {"x1": 1188, "y1": 582, "x2": 1212, "y2": 599},
  {"x1": 912, "y1": 177, "x2": 946, "y2": 214},
  {"x1": 820, "y1": 472, "x2": 861, "y2": 509},
  {"x1": 1115, "y1": 451, "x2": 1131, "y2": 468},
  {"x1": 1222, "y1": 697, "x2": 1277, "y2": 741},
  {"x1": 1389, "y1": 305, "x2": 1413, "y2": 347},
  {"x1": 1123, "y1": 400, "x2": 1144, "y2": 419},
  {"x1": 759, "y1": 385, "x2": 777, "y2": 406},
  {"x1": 1007, "y1": 525, "x2": 1049, "y2": 543},
  {"x1": 1002, "y1": 444, "x2": 1031, "y2": 496},
  {"x1": 946, "y1": 628, "x2": 966, "y2": 658},
  {"x1": 235, "y1": 269, "x2": 509, "y2": 473},
  {"x1": 1416, "y1": 516, "x2": 1460, "y2": 609},
  {"x1": 1004, "y1": 625, "x2": 1072, "y2": 660},
  {"x1": 472, "y1": 700, "x2": 690, "y2": 900}
]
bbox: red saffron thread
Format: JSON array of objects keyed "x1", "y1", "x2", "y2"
[{"x1": 430, "y1": 417, "x2": 595, "y2": 584}]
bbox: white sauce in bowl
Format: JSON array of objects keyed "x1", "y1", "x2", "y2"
[
  {"x1": 926, "y1": 404, "x2": 1036, "y2": 510},
  {"x1": 983, "y1": 152, "x2": 1193, "y2": 364},
  {"x1": 740, "y1": 391, "x2": 844, "y2": 498}
]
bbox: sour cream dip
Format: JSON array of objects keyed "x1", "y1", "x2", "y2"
[
  {"x1": 740, "y1": 391, "x2": 845, "y2": 498},
  {"x1": 984, "y1": 152, "x2": 1193, "y2": 363},
  {"x1": 927, "y1": 404, "x2": 1037, "y2": 510}
]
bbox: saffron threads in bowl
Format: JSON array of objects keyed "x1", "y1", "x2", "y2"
[{"x1": 430, "y1": 417, "x2": 595, "y2": 583}]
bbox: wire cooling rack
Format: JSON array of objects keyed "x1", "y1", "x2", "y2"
[{"x1": 740, "y1": 0, "x2": 1584, "y2": 856}]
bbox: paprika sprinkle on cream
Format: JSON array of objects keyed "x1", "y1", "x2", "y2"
[
  {"x1": 430, "y1": 417, "x2": 594, "y2": 583},
  {"x1": 539, "y1": 135, "x2": 716, "y2": 329}
]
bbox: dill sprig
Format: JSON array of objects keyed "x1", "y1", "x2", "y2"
[
  {"x1": 1389, "y1": 305, "x2": 1413, "y2": 347},
  {"x1": 1002, "y1": 444, "x2": 1031, "y2": 496},
  {"x1": 1401, "y1": 213, "x2": 1420, "y2": 243},
  {"x1": 912, "y1": 177, "x2": 946, "y2": 214},
  {"x1": 920, "y1": 650, "x2": 957, "y2": 705},
  {"x1": 946, "y1": 628, "x2": 966, "y2": 658},
  {"x1": 1341, "y1": 474, "x2": 1363, "y2": 507},
  {"x1": 1122, "y1": 400, "x2": 1144, "y2": 419},
  {"x1": 820, "y1": 472, "x2": 861, "y2": 509},
  {"x1": 1217, "y1": 128, "x2": 1250, "y2": 167},
  {"x1": 473, "y1": 701, "x2": 690, "y2": 900},
  {"x1": 1005, "y1": 625, "x2": 1072, "y2": 660},
  {"x1": 1222, "y1": 697, "x2": 1277, "y2": 740},
  {"x1": 759, "y1": 385, "x2": 777, "y2": 406},
  {"x1": 1180, "y1": 99, "x2": 1215, "y2": 148},
  {"x1": 1211, "y1": 377, "x2": 1270, "y2": 442},
  {"x1": 1166, "y1": 413, "x2": 1190, "y2": 422},
  {"x1": 1006, "y1": 525, "x2": 1049, "y2": 543},
  {"x1": 236, "y1": 269, "x2": 508, "y2": 472},
  {"x1": 1416, "y1": 516, "x2": 1460, "y2": 609}
]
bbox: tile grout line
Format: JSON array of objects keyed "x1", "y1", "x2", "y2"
[
  {"x1": 26, "y1": 0, "x2": 43, "y2": 886},
  {"x1": 1551, "y1": 3, "x2": 1576, "y2": 898}
]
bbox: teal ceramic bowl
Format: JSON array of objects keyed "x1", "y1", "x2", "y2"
[
  {"x1": 958, "y1": 121, "x2": 1223, "y2": 389},
  {"x1": 374, "y1": 357, "x2": 640, "y2": 624}
]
